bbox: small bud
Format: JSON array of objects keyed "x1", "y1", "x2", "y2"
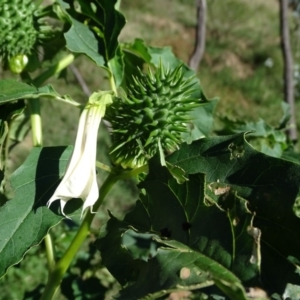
[{"x1": 8, "y1": 54, "x2": 28, "y2": 74}]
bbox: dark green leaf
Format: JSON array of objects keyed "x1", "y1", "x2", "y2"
[
  {"x1": 57, "y1": 0, "x2": 125, "y2": 65},
  {"x1": 168, "y1": 133, "x2": 300, "y2": 293},
  {"x1": 0, "y1": 80, "x2": 59, "y2": 104},
  {"x1": 62, "y1": 275, "x2": 106, "y2": 299},
  {"x1": 182, "y1": 98, "x2": 218, "y2": 143},
  {"x1": 64, "y1": 19, "x2": 105, "y2": 66},
  {"x1": 120, "y1": 239, "x2": 247, "y2": 300},
  {"x1": 96, "y1": 216, "x2": 248, "y2": 300},
  {"x1": 122, "y1": 39, "x2": 196, "y2": 80},
  {"x1": 120, "y1": 47, "x2": 145, "y2": 89},
  {"x1": 96, "y1": 157, "x2": 253, "y2": 299},
  {"x1": 0, "y1": 146, "x2": 81, "y2": 277},
  {"x1": 123, "y1": 39, "x2": 190, "y2": 73}
]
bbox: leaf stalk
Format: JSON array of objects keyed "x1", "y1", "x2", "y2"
[{"x1": 32, "y1": 54, "x2": 75, "y2": 87}]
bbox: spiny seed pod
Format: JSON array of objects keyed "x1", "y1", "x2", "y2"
[
  {"x1": 0, "y1": 0, "x2": 52, "y2": 72},
  {"x1": 107, "y1": 63, "x2": 200, "y2": 169}
]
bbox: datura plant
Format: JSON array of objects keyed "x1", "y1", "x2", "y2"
[
  {"x1": 0, "y1": 0, "x2": 53, "y2": 73},
  {"x1": 1, "y1": 1, "x2": 300, "y2": 300},
  {"x1": 107, "y1": 63, "x2": 200, "y2": 169}
]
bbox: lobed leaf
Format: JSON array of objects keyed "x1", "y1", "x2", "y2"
[
  {"x1": 168, "y1": 133, "x2": 300, "y2": 294},
  {"x1": 96, "y1": 156, "x2": 255, "y2": 298},
  {"x1": 97, "y1": 133, "x2": 300, "y2": 297}
]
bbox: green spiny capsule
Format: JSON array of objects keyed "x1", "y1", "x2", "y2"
[
  {"x1": 107, "y1": 63, "x2": 200, "y2": 169},
  {"x1": 0, "y1": 0, "x2": 52, "y2": 73}
]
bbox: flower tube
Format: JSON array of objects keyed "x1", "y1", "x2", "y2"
[{"x1": 47, "y1": 91, "x2": 113, "y2": 218}]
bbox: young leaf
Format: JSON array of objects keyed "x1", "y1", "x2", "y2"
[
  {"x1": 0, "y1": 146, "x2": 81, "y2": 278},
  {"x1": 122, "y1": 39, "x2": 196, "y2": 86},
  {"x1": 122, "y1": 39, "x2": 193, "y2": 74},
  {"x1": 63, "y1": 18, "x2": 105, "y2": 67},
  {"x1": 108, "y1": 46, "x2": 124, "y2": 88},
  {"x1": 56, "y1": 0, "x2": 125, "y2": 66}
]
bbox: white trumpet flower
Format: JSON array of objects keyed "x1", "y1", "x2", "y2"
[{"x1": 47, "y1": 91, "x2": 113, "y2": 218}]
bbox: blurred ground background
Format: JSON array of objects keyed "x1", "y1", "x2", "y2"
[{"x1": 2, "y1": 0, "x2": 300, "y2": 298}]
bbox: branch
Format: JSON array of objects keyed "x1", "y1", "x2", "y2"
[
  {"x1": 188, "y1": 0, "x2": 207, "y2": 71},
  {"x1": 69, "y1": 64, "x2": 91, "y2": 97},
  {"x1": 279, "y1": 0, "x2": 297, "y2": 141}
]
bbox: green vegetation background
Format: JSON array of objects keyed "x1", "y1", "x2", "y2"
[{"x1": 1, "y1": 0, "x2": 299, "y2": 299}]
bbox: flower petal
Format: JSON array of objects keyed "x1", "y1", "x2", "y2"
[
  {"x1": 47, "y1": 106, "x2": 101, "y2": 217},
  {"x1": 47, "y1": 91, "x2": 112, "y2": 218}
]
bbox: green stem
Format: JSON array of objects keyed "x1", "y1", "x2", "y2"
[
  {"x1": 96, "y1": 161, "x2": 148, "y2": 179},
  {"x1": 28, "y1": 98, "x2": 43, "y2": 146},
  {"x1": 116, "y1": 164, "x2": 148, "y2": 180},
  {"x1": 55, "y1": 96, "x2": 82, "y2": 107},
  {"x1": 96, "y1": 161, "x2": 113, "y2": 173},
  {"x1": 107, "y1": 62, "x2": 118, "y2": 96},
  {"x1": 33, "y1": 54, "x2": 75, "y2": 87},
  {"x1": 28, "y1": 94, "x2": 57, "y2": 273},
  {"x1": 28, "y1": 96, "x2": 57, "y2": 272},
  {"x1": 26, "y1": 53, "x2": 83, "y2": 295},
  {"x1": 40, "y1": 173, "x2": 118, "y2": 300},
  {"x1": 44, "y1": 234, "x2": 56, "y2": 271}
]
